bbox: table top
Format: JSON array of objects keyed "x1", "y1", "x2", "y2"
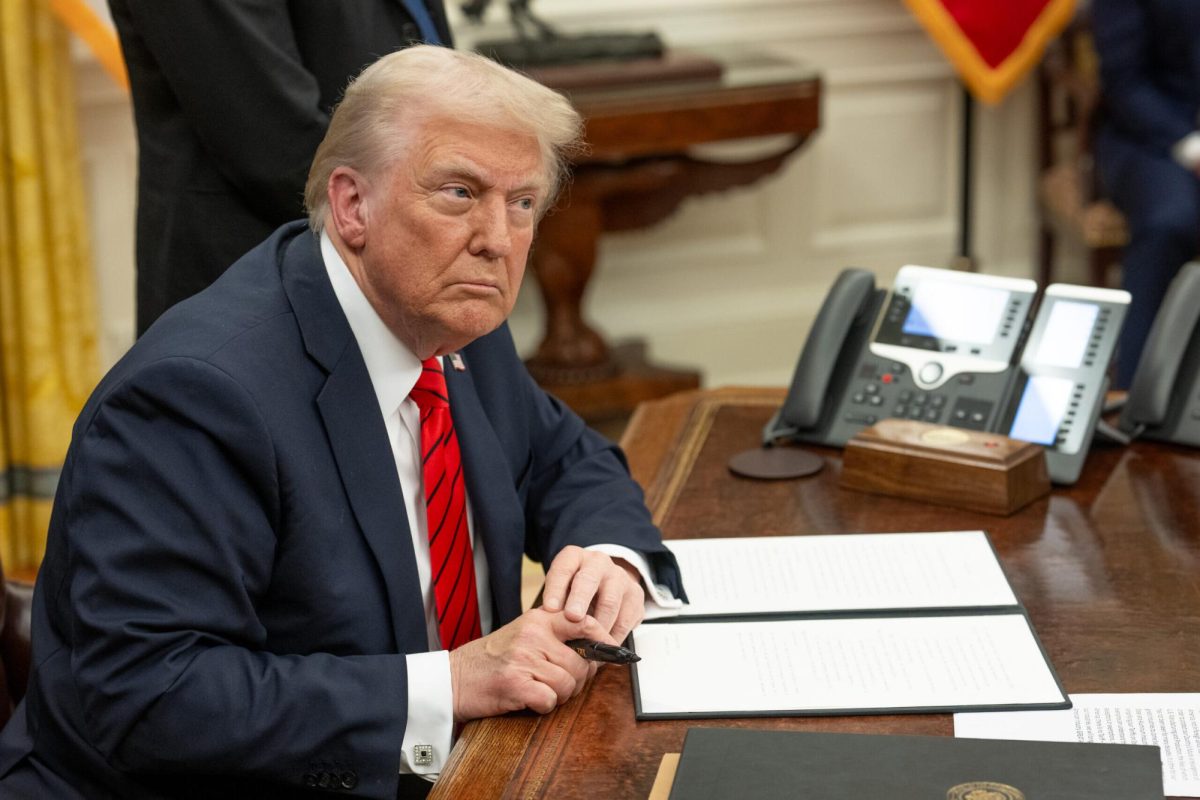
[
  {"x1": 541, "y1": 47, "x2": 822, "y2": 161},
  {"x1": 431, "y1": 387, "x2": 1200, "y2": 799}
]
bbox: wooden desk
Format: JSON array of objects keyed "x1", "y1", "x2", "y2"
[
  {"x1": 431, "y1": 387, "x2": 1200, "y2": 798},
  {"x1": 525, "y1": 53, "x2": 821, "y2": 421}
]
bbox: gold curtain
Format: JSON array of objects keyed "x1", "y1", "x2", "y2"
[{"x1": 0, "y1": 0, "x2": 100, "y2": 576}]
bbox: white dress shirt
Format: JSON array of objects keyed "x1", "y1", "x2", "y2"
[{"x1": 319, "y1": 233, "x2": 678, "y2": 779}]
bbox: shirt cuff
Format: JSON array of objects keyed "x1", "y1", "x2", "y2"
[
  {"x1": 399, "y1": 650, "x2": 454, "y2": 779},
  {"x1": 1171, "y1": 132, "x2": 1200, "y2": 171},
  {"x1": 586, "y1": 543, "x2": 684, "y2": 615}
]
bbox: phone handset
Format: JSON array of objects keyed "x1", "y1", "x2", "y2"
[
  {"x1": 1120, "y1": 261, "x2": 1200, "y2": 439},
  {"x1": 1121, "y1": 261, "x2": 1200, "y2": 430},
  {"x1": 764, "y1": 268, "x2": 879, "y2": 444}
]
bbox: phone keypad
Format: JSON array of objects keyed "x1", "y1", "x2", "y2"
[
  {"x1": 949, "y1": 398, "x2": 993, "y2": 430},
  {"x1": 846, "y1": 368, "x2": 954, "y2": 425},
  {"x1": 840, "y1": 361, "x2": 1004, "y2": 434},
  {"x1": 893, "y1": 390, "x2": 948, "y2": 423}
]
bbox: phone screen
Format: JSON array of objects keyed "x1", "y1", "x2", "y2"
[
  {"x1": 1031, "y1": 301, "x2": 1099, "y2": 369},
  {"x1": 901, "y1": 281, "x2": 1009, "y2": 345},
  {"x1": 1009, "y1": 375, "x2": 1075, "y2": 445}
]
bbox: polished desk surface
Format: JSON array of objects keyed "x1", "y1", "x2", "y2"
[{"x1": 431, "y1": 387, "x2": 1200, "y2": 799}]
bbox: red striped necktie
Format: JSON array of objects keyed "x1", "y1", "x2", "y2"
[{"x1": 410, "y1": 357, "x2": 481, "y2": 651}]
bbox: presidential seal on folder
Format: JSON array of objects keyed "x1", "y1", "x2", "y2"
[{"x1": 840, "y1": 419, "x2": 1050, "y2": 515}]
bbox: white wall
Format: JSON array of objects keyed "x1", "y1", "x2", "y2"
[{"x1": 74, "y1": 0, "x2": 1040, "y2": 387}]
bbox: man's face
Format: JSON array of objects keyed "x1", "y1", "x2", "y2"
[{"x1": 353, "y1": 116, "x2": 547, "y2": 357}]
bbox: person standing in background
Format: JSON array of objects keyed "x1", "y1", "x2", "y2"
[
  {"x1": 108, "y1": 0, "x2": 453, "y2": 335},
  {"x1": 1091, "y1": 0, "x2": 1200, "y2": 387}
]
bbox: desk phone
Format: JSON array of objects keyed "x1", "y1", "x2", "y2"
[
  {"x1": 1120, "y1": 261, "x2": 1200, "y2": 447},
  {"x1": 765, "y1": 265, "x2": 1130, "y2": 484}
]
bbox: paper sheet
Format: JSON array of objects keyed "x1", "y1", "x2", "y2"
[
  {"x1": 646, "y1": 531, "x2": 1017, "y2": 619},
  {"x1": 955, "y1": 694, "x2": 1200, "y2": 797},
  {"x1": 632, "y1": 612, "x2": 1065, "y2": 717}
]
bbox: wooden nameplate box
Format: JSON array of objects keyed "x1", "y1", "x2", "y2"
[{"x1": 840, "y1": 419, "x2": 1050, "y2": 515}]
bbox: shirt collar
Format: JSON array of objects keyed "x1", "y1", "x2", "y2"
[{"x1": 320, "y1": 230, "x2": 423, "y2": 418}]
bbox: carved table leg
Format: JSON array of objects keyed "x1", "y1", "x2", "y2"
[
  {"x1": 524, "y1": 164, "x2": 703, "y2": 422},
  {"x1": 524, "y1": 146, "x2": 806, "y2": 422},
  {"x1": 526, "y1": 196, "x2": 615, "y2": 381}
]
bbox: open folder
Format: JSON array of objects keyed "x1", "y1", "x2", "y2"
[{"x1": 631, "y1": 531, "x2": 1069, "y2": 719}]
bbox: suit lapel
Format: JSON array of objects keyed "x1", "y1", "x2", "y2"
[
  {"x1": 444, "y1": 358, "x2": 527, "y2": 626},
  {"x1": 281, "y1": 230, "x2": 427, "y2": 650}
]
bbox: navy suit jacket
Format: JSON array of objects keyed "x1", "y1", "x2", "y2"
[
  {"x1": 107, "y1": 0, "x2": 455, "y2": 334},
  {"x1": 0, "y1": 223, "x2": 684, "y2": 798},
  {"x1": 1093, "y1": 0, "x2": 1200, "y2": 167}
]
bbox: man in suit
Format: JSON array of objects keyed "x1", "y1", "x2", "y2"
[
  {"x1": 1092, "y1": 0, "x2": 1200, "y2": 387},
  {"x1": 0, "y1": 46, "x2": 684, "y2": 798},
  {"x1": 108, "y1": 0, "x2": 455, "y2": 335}
]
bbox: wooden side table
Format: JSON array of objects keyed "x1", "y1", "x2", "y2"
[{"x1": 525, "y1": 50, "x2": 822, "y2": 420}]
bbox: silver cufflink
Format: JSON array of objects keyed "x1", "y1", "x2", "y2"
[{"x1": 414, "y1": 744, "x2": 434, "y2": 766}]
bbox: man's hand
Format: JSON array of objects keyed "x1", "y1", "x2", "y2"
[
  {"x1": 448, "y1": 608, "x2": 611, "y2": 722},
  {"x1": 541, "y1": 546, "x2": 646, "y2": 644}
]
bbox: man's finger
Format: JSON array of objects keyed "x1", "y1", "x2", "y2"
[
  {"x1": 529, "y1": 661, "x2": 579, "y2": 707},
  {"x1": 541, "y1": 546, "x2": 583, "y2": 612},
  {"x1": 587, "y1": 574, "x2": 623, "y2": 631},
  {"x1": 518, "y1": 679, "x2": 561, "y2": 715},
  {"x1": 563, "y1": 563, "x2": 604, "y2": 621},
  {"x1": 550, "y1": 610, "x2": 613, "y2": 642},
  {"x1": 609, "y1": 581, "x2": 646, "y2": 644}
]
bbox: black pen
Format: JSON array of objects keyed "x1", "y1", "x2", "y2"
[{"x1": 564, "y1": 638, "x2": 641, "y2": 664}]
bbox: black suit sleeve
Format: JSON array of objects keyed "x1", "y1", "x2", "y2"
[
  {"x1": 63, "y1": 357, "x2": 407, "y2": 798},
  {"x1": 117, "y1": 0, "x2": 331, "y2": 222}
]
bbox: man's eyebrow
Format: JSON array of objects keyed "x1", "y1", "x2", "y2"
[
  {"x1": 430, "y1": 162, "x2": 487, "y2": 185},
  {"x1": 432, "y1": 162, "x2": 546, "y2": 197},
  {"x1": 510, "y1": 179, "x2": 545, "y2": 197}
]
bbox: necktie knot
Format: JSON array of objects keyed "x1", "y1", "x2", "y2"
[{"x1": 411, "y1": 357, "x2": 449, "y2": 410}]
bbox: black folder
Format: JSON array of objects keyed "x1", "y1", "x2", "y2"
[{"x1": 669, "y1": 728, "x2": 1164, "y2": 799}]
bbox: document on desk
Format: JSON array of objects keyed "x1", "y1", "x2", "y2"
[
  {"x1": 631, "y1": 530, "x2": 1068, "y2": 719},
  {"x1": 632, "y1": 613, "x2": 1066, "y2": 718},
  {"x1": 955, "y1": 693, "x2": 1200, "y2": 797},
  {"x1": 644, "y1": 531, "x2": 1017, "y2": 619}
]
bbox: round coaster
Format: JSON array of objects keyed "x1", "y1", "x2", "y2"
[{"x1": 727, "y1": 446, "x2": 824, "y2": 480}]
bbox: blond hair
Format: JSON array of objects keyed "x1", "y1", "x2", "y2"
[{"x1": 305, "y1": 45, "x2": 584, "y2": 231}]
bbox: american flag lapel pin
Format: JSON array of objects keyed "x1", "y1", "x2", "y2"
[{"x1": 449, "y1": 352, "x2": 466, "y2": 372}]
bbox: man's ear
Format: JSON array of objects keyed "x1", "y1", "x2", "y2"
[{"x1": 327, "y1": 167, "x2": 369, "y2": 248}]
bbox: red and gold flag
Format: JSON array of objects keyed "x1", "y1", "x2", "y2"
[
  {"x1": 904, "y1": 0, "x2": 1076, "y2": 104},
  {"x1": 49, "y1": 0, "x2": 128, "y2": 89}
]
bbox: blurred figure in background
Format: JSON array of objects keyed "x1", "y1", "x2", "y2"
[
  {"x1": 1092, "y1": 0, "x2": 1200, "y2": 387},
  {"x1": 108, "y1": 0, "x2": 452, "y2": 335}
]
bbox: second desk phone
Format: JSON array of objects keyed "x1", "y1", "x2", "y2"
[
  {"x1": 765, "y1": 265, "x2": 1131, "y2": 484},
  {"x1": 1120, "y1": 261, "x2": 1200, "y2": 446}
]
